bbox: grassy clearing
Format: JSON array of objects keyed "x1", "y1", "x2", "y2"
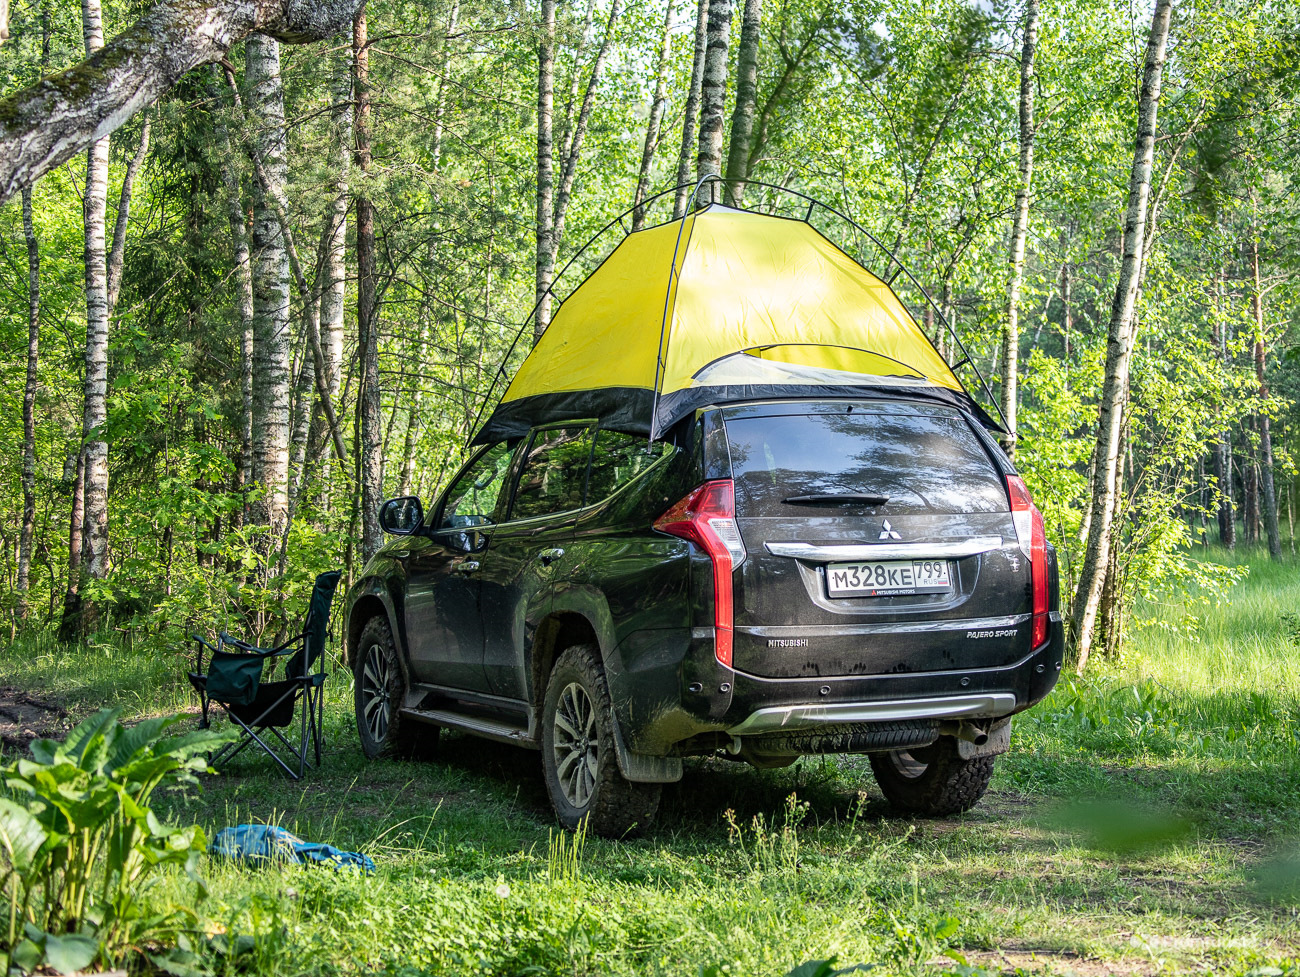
[{"x1": 2, "y1": 547, "x2": 1299, "y2": 976}]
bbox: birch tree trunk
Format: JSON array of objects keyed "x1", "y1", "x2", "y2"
[
  {"x1": 674, "y1": 0, "x2": 709, "y2": 218},
  {"x1": 723, "y1": 0, "x2": 762, "y2": 206},
  {"x1": 57, "y1": 452, "x2": 85, "y2": 643},
  {"x1": 354, "y1": 5, "x2": 383, "y2": 563},
  {"x1": 17, "y1": 187, "x2": 39, "y2": 624},
  {"x1": 998, "y1": 0, "x2": 1038, "y2": 460},
  {"x1": 70, "y1": 0, "x2": 112, "y2": 637},
  {"x1": 696, "y1": 0, "x2": 732, "y2": 183},
  {"x1": 1251, "y1": 231, "x2": 1282, "y2": 558},
  {"x1": 534, "y1": 0, "x2": 556, "y2": 336},
  {"x1": 1071, "y1": 0, "x2": 1173, "y2": 673},
  {"x1": 632, "y1": 0, "x2": 675, "y2": 232},
  {"x1": 245, "y1": 33, "x2": 293, "y2": 556}
]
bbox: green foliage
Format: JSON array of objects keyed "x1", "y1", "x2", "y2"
[{"x1": 0, "y1": 709, "x2": 233, "y2": 973}]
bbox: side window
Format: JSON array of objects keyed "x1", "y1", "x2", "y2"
[
  {"x1": 437, "y1": 442, "x2": 514, "y2": 529},
  {"x1": 508, "y1": 426, "x2": 593, "y2": 521},
  {"x1": 586, "y1": 430, "x2": 671, "y2": 503}
]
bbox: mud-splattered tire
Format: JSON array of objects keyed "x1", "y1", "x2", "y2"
[
  {"x1": 541, "y1": 644, "x2": 661, "y2": 838},
  {"x1": 354, "y1": 616, "x2": 434, "y2": 759},
  {"x1": 870, "y1": 737, "x2": 995, "y2": 816}
]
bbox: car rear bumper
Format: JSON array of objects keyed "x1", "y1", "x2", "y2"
[{"x1": 611, "y1": 611, "x2": 1065, "y2": 755}]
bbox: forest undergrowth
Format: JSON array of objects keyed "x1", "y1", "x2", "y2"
[{"x1": 1, "y1": 546, "x2": 1298, "y2": 976}]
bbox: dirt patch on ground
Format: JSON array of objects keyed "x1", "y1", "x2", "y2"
[{"x1": 0, "y1": 686, "x2": 70, "y2": 753}]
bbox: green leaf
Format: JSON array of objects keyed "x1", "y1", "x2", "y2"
[
  {"x1": 42, "y1": 932, "x2": 99, "y2": 975},
  {"x1": 11, "y1": 937, "x2": 43, "y2": 973},
  {"x1": 58, "y1": 708, "x2": 122, "y2": 771},
  {"x1": 0, "y1": 798, "x2": 48, "y2": 873}
]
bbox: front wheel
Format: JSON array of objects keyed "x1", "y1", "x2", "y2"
[
  {"x1": 354, "y1": 616, "x2": 432, "y2": 759},
  {"x1": 869, "y1": 737, "x2": 995, "y2": 816},
  {"x1": 541, "y1": 644, "x2": 661, "y2": 837}
]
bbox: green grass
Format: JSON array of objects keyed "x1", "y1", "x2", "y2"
[{"x1": 3, "y1": 547, "x2": 1299, "y2": 976}]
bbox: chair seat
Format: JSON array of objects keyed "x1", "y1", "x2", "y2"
[{"x1": 227, "y1": 680, "x2": 298, "y2": 728}]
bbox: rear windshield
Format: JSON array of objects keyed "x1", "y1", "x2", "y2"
[{"x1": 724, "y1": 407, "x2": 1007, "y2": 515}]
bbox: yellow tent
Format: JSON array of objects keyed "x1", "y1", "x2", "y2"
[{"x1": 475, "y1": 204, "x2": 993, "y2": 443}]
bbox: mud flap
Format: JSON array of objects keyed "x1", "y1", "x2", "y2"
[
  {"x1": 609, "y1": 708, "x2": 683, "y2": 783},
  {"x1": 956, "y1": 716, "x2": 1011, "y2": 760}
]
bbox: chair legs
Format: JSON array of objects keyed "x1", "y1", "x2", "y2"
[{"x1": 206, "y1": 685, "x2": 324, "y2": 781}]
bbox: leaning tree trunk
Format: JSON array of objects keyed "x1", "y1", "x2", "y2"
[
  {"x1": 1071, "y1": 0, "x2": 1173, "y2": 674},
  {"x1": 534, "y1": 0, "x2": 556, "y2": 336},
  {"x1": 631, "y1": 0, "x2": 674, "y2": 232},
  {"x1": 0, "y1": 0, "x2": 371, "y2": 205},
  {"x1": 723, "y1": 0, "x2": 762, "y2": 206},
  {"x1": 106, "y1": 114, "x2": 151, "y2": 313},
  {"x1": 245, "y1": 33, "x2": 293, "y2": 570},
  {"x1": 354, "y1": 5, "x2": 384, "y2": 563},
  {"x1": 16, "y1": 187, "x2": 39, "y2": 625},
  {"x1": 308, "y1": 50, "x2": 352, "y2": 479},
  {"x1": 696, "y1": 0, "x2": 731, "y2": 184},
  {"x1": 674, "y1": 0, "x2": 709, "y2": 218},
  {"x1": 999, "y1": 0, "x2": 1038, "y2": 460},
  {"x1": 68, "y1": 0, "x2": 112, "y2": 639},
  {"x1": 1250, "y1": 230, "x2": 1282, "y2": 558}
]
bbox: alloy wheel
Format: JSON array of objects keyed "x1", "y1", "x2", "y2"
[
  {"x1": 552, "y1": 681, "x2": 599, "y2": 808},
  {"x1": 361, "y1": 642, "x2": 392, "y2": 743}
]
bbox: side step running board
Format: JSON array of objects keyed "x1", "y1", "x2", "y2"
[{"x1": 400, "y1": 707, "x2": 538, "y2": 749}]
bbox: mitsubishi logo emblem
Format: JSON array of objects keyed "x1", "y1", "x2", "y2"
[{"x1": 879, "y1": 519, "x2": 902, "y2": 540}]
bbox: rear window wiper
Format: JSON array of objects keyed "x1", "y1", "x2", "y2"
[{"x1": 782, "y1": 494, "x2": 889, "y2": 507}]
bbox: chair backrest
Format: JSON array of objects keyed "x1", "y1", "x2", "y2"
[
  {"x1": 286, "y1": 570, "x2": 342, "y2": 678},
  {"x1": 206, "y1": 651, "x2": 268, "y2": 705}
]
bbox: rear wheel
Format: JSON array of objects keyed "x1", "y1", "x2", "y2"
[
  {"x1": 541, "y1": 644, "x2": 661, "y2": 837},
  {"x1": 869, "y1": 738, "x2": 994, "y2": 816},
  {"x1": 354, "y1": 616, "x2": 434, "y2": 759}
]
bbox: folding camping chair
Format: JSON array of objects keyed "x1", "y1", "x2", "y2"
[{"x1": 188, "y1": 570, "x2": 342, "y2": 780}]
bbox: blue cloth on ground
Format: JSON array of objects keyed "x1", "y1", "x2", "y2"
[{"x1": 210, "y1": 824, "x2": 375, "y2": 873}]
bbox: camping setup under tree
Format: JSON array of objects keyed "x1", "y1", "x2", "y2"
[{"x1": 0, "y1": 0, "x2": 1298, "y2": 666}]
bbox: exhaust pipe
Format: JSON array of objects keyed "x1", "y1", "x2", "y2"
[{"x1": 954, "y1": 721, "x2": 989, "y2": 747}]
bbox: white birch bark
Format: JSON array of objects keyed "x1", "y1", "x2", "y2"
[
  {"x1": 1071, "y1": 0, "x2": 1174, "y2": 672},
  {"x1": 77, "y1": 0, "x2": 112, "y2": 632},
  {"x1": 696, "y1": 0, "x2": 732, "y2": 183},
  {"x1": 999, "y1": 0, "x2": 1037, "y2": 459},
  {"x1": 245, "y1": 32, "x2": 292, "y2": 544},
  {"x1": 673, "y1": 0, "x2": 709, "y2": 218}
]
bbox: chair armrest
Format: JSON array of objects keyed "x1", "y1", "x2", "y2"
[
  {"x1": 218, "y1": 632, "x2": 269, "y2": 655},
  {"x1": 192, "y1": 634, "x2": 217, "y2": 672}
]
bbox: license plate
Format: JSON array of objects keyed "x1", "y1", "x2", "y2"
[{"x1": 825, "y1": 559, "x2": 952, "y2": 597}]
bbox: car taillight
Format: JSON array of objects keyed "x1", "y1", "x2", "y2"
[
  {"x1": 653, "y1": 480, "x2": 746, "y2": 667},
  {"x1": 1006, "y1": 475, "x2": 1048, "y2": 648}
]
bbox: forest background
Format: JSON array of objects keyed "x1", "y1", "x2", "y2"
[{"x1": 0, "y1": 0, "x2": 1297, "y2": 669}]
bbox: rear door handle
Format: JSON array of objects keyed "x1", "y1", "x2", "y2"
[
  {"x1": 453, "y1": 560, "x2": 480, "y2": 574},
  {"x1": 538, "y1": 548, "x2": 565, "y2": 567}
]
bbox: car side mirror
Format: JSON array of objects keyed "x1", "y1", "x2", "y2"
[{"x1": 379, "y1": 496, "x2": 424, "y2": 535}]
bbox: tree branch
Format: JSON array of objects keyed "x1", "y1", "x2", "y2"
[{"x1": 0, "y1": 0, "x2": 367, "y2": 205}]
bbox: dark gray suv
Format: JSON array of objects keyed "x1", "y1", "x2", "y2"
[{"x1": 344, "y1": 398, "x2": 1062, "y2": 836}]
